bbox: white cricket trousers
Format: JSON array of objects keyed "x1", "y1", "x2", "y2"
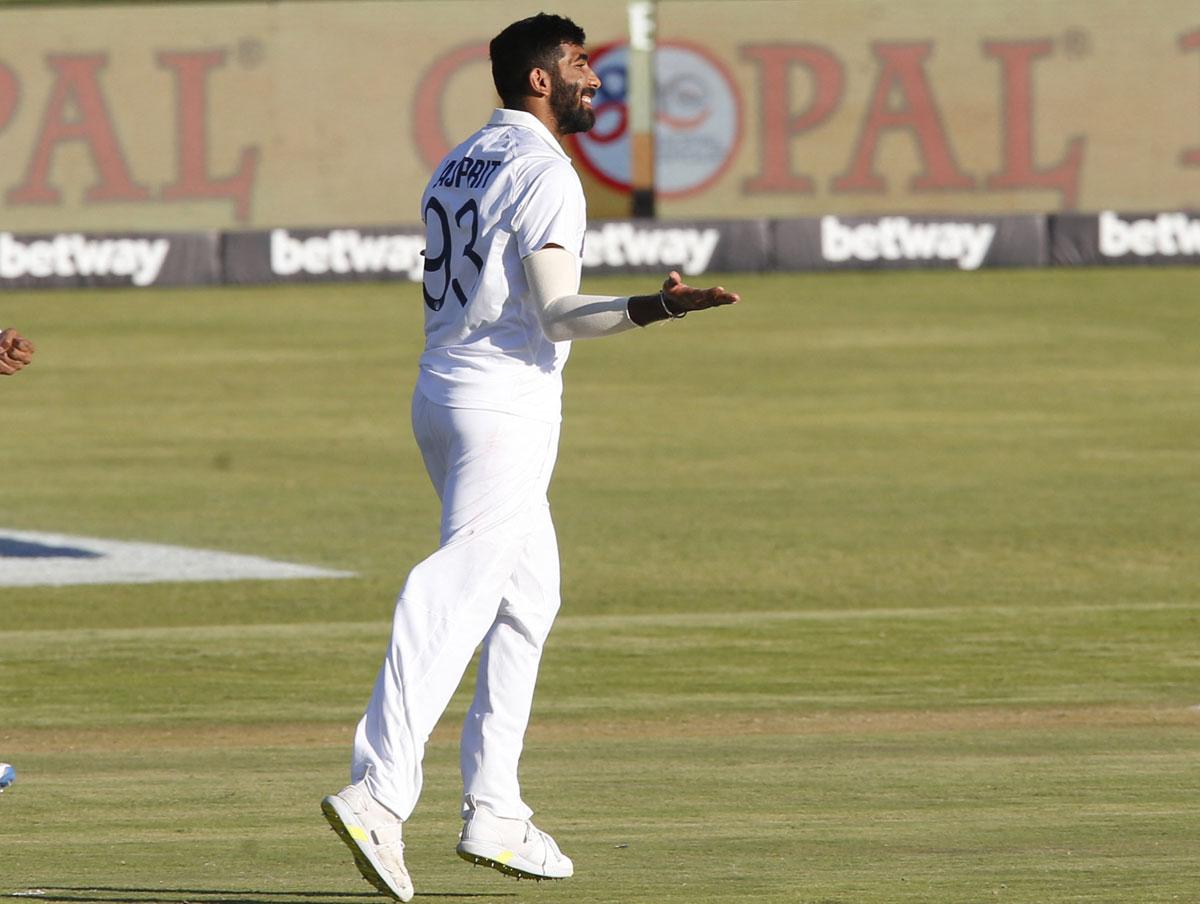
[{"x1": 351, "y1": 387, "x2": 562, "y2": 823}]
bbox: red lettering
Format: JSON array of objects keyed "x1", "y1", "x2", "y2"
[
  {"x1": 158, "y1": 50, "x2": 259, "y2": 223},
  {"x1": 0, "y1": 63, "x2": 18, "y2": 133},
  {"x1": 1181, "y1": 29, "x2": 1200, "y2": 168},
  {"x1": 740, "y1": 44, "x2": 843, "y2": 194},
  {"x1": 984, "y1": 40, "x2": 1083, "y2": 209},
  {"x1": 833, "y1": 42, "x2": 974, "y2": 194},
  {"x1": 7, "y1": 54, "x2": 150, "y2": 206},
  {"x1": 413, "y1": 43, "x2": 489, "y2": 169}
]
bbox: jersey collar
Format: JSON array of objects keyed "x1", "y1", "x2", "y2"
[{"x1": 488, "y1": 108, "x2": 570, "y2": 160}]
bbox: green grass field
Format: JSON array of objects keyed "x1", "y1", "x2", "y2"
[{"x1": 2, "y1": 268, "x2": 1198, "y2": 903}]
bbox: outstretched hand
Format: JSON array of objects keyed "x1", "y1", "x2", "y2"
[
  {"x1": 660, "y1": 271, "x2": 740, "y2": 315},
  {"x1": 0, "y1": 329, "x2": 35, "y2": 376}
]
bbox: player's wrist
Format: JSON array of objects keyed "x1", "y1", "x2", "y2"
[
  {"x1": 627, "y1": 292, "x2": 675, "y2": 327},
  {"x1": 658, "y1": 290, "x2": 687, "y2": 320}
]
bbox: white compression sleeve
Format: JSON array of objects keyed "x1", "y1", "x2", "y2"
[{"x1": 523, "y1": 247, "x2": 637, "y2": 342}]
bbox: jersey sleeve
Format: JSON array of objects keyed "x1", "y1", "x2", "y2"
[{"x1": 511, "y1": 159, "x2": 587, "y2": 260}]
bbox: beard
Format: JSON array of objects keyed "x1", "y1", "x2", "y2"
[{"x1": 549, "y1": 70, "x2": 595, "y2": 135}]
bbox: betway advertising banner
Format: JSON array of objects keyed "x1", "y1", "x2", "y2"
[
  {"x1": 0, "y1": 231, "x2": 217, "y2": 288},
  {"x1": 222, "y1": 220, "x2": 770, "y2": 285},
  {"x1": 0, "y1": 213, "x2": 1192, "y2": 290},
  {"x1": 223, "y1": 227, "x2": 427, "y2": 284},
  {"x1": 1051, "y1": 210, "x2": 1200, "y2": 266},
  {"x1": 583, "y1": 219, "x2": 770, "y2": 276},
  {"x1": 774, "y1": 215, "x2": 1047, "y2": 271},
  {"x1": 0, "y1": 1, "x2": 1198, "y2": 234}
]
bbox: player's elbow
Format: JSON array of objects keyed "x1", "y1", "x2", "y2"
[{"x1": 539, "y1": 304, "x2": 575, "y2": 342}]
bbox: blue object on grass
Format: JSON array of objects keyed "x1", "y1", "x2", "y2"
[
  {"x1": 0, "y1": 763, "x2": 15, "y2": 791},
  {"x1": 0, "y1": 537, "x2": 101, "y2": 559}
]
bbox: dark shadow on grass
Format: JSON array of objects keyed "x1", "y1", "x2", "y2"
[{"x1": 8, "y1": 890, "x2": 513, "y2": 903}]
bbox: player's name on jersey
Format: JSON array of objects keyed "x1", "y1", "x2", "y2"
[{"x1": 433, "y1": 157, "x2": 503, "y2": 191}]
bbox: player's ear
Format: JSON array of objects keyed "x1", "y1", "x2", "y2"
[{"x1": 528, "y1": 66, "x2": 552, "y2": 99}]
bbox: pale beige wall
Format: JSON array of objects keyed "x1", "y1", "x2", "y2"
[
  {"x1": 0, "y1": 0, "x2": 1196, "y2": 231},
  {"x1": 655, "y1": 0, "x2": 1200, "y2": 219}
]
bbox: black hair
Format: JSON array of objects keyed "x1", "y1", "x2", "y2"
[{"x1": 490, "y1": 13, "x2": 587, "y2": 106}]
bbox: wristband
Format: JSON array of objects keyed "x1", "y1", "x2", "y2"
[{"x1": 659, "y1": 290, "x2": 687, "y2": 320}]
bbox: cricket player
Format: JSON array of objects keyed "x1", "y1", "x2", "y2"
[
  {"x1": 322, "y1": 13, "x2": 739, "y2": 901},
  {"x1": 0, "y1": 329, "x2": 34, "y2": 376}
]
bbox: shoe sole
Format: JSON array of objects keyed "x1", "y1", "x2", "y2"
[
  {"x1": 321, "y1": 795, "x2": 414, "y2": 902},
  {"x1": 456, "y1": 841, "x2": 572, "y2": 881}
]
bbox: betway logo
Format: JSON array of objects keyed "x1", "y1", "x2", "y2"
[
  {"x1": 0, "y1": 233, "x2": 169, "y2": 286},
  {"x1": 583, "y1": 223, "x2": 720, "y2": 275},
  {"x1": 271, "y1": 229, "x2": 425, "y2": 279},
  {"x1": 1099, "y1": 210, "x2": 1200, "y2": 257},
  {"x1": 821, "y1": 216, "x2": 996, "y2": 271}
]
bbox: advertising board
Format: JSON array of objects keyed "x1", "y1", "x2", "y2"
[{"x1": 0, "y1": 1, "x2": 1197, "y2": 233}]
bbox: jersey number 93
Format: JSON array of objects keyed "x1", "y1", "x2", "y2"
[{"x1": 423, "y1": 197, "x2": 483, "y2": 312}]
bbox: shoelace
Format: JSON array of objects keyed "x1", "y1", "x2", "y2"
[
  {"x1": 523, "y1": 822, "x2": 564, "y2": 860},
  {"x1": 377, "y1": 840, "x2": 408, "y2": 874}
]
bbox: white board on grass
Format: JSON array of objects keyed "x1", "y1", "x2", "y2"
[{"x1": 0, "y1": 529, "x2": 353, "y2": 587}]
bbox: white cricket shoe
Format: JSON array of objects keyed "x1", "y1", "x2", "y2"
[
  {"x1": 321, "y1": 783, "x2": 414, "y2": 902},
  {"x1": 456, "y1": 800, "x2": 574, "y2": 881}
]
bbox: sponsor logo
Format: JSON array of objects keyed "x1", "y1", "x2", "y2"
[
  {"x1": 821, "y1": 215, "x2": 996, "y2": 270},
  {"x1": 583, "y1": 223, "x2": 720, "y2": 274},
  {"x1": 269, "y1": 229, "x2": 425, "y2": 279},
  {"x1": 0, "y1": 232, "x2": 170, "y2": 286},
  {"x1": 568, "y1": 41, "x2": 742, "y2": 198},
  {"x1": 1098, "y1": 210, "x2": 1200, "y2": 257}
]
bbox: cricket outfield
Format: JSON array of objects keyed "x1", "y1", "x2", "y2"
[{"x1": 2, "y1": 269, "x2": 1197, "y2": 903}]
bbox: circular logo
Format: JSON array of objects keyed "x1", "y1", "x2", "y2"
[{"x1": 568, "y1": 41, "x2": 742, "y2": 199}]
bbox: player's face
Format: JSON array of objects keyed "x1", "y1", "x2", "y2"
[{"x1": 550, "y1": 43, "x2": 600, "y2": 135}]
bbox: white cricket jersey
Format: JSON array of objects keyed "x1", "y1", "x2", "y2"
[{"x1": 416, "y1": 108, "x2": 587, "y2": 423}]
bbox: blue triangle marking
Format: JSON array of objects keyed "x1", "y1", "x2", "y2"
[{"x1": 0, "y1": 537, "x2": 103, "y2": 559}]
